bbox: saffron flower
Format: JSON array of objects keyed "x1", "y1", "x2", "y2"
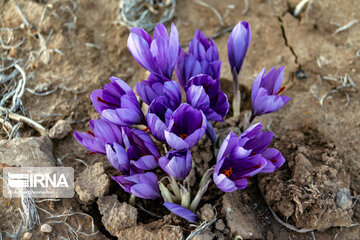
[
  {"x1": 213, "y1": 132, "x2": 267, "y2": 192},
  {"x1": 74, "y1": 119, "x2": 123, "y2": 154},
  {"x1": 239, "y1": 123, "x2": 285, "y2": 173},
  {"x1": 127, "y1": 23, "x2": 179, "y2": 79},
  {"x1": 163, "y1": 202, "x2": 198, "y2": 222},
  {"x1": 146, "y1": 96, "x2": 173, "y2": 142},
  {"x1": 228, "y1": 21, "x2": 251, "y2": 117},
  {"x1": 175, "y1": 30, "x2": 221, "y2": 89},
  {"x1": 91, "y1": 77, "x2": 144, "y2": 126},
  {"x1": 165, "y1": 103, "x2": 207, "y2": 150},
  {"x1": 159, "y1": 150, "x2": 192, "y2": 180},
  {"x1": 122, "y1": 127, "x2": 160, "y2": 171},
  {"x1": 251, "y1": 66, "x2": 290, "y2": 118},
  {"x1": 106, "y1": 143, "x2": 129, "y2": 173},
  {"x1": 136, "y1": 72, "x2": 181, "y2": 109},
  {"x1": 113, "y1": 172, "x2": 161, "y2": 199},
  {"x1": 228, "y1": 21, "x2": 251, "y2": 75},
  {"x1": 186, "y1": 74, "x2": 229, "y2": 122}
]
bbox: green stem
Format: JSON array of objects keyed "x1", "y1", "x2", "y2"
[{"x1": 232, "y1": 69, "x2": 241, "y2": 118}]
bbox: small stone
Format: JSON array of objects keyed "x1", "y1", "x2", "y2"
[
  {"x1": 192, "y1": 230, "x2": 215, "y2": 240},
  {"x1": 0, "y1": 136, "x2": 55, "y2": 167},
  {"x1": 97, "y1": 194, "x2": 138, "y2": 236},
  {"x1": 336, "y1": 188, "x2": 352, "y2": 210},
  {"x1": 200, "y1": 204, "x2": 215, "y2": 222},
  {"x1": 23, "y1": 232, "x2": 32, "y2": 239},
  {"x1": 223, "y1": 191, "x2": 264, "y2": 239},
  {"x1": 215, "y1": 219, "x2": 225, "y2": 231},
  {"x1": 40, "y1": 224, "x2": 52, "y2": 233},
  {"x1": 49, "y1": 120, "x2": 72, "y2": 139},
  {"x1": 75, "y1": 162, "x2": 110, "y2": 202},
  {"x1": 295, "y1": 69, "x2": 307, "y2": 79}
]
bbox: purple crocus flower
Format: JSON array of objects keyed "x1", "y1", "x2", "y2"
[
  {"x1": 106, "y1": 143, "x2": 129, "y2": 173},
  {"x1": 127, "y1": 23, "x2": 179, "y2": 79},
  {"x1": 165, "y1": 103, "x2": 207, "y2": 150},
  {"x1": 175, "y1": 30, "x2": 221, "y2": 90},
  {"x1": 189, "y1": 30, "x2": 219, "y2": 62},
  {"x1": 74, "y1": 119, "x2": 123, "y2": 154},
  {"x1": 136, "y1": 72, "x2": 181, "y2": 109},
  {"x1": 228, "y1": 21, "x2": 251, "y2": 75},
  {"x1": 146, "y1": 96, "x2": 173, "y2": 142},
  {"x1": 213, "y1": 132, "x2": 267, "y2": 192},
  {"x1": 163, "y1": 202, "x2": 198, "y2": 222},
  {"x1": 239, "y1": 123, "x2": 285, "y2": 173},
  {"x1": 113, "y1": 172, "x2": 160, "y2": 199},
  {"x1": 251, "y1": 66, "x2": 290, "y2": 118},
  {"x1": 90, "y1": 77, "x2": 144, "y2": 126},
  {"x1": 159, "y1": 150, "x2": 192, "y2": 180},
  {"x1": 122, "y1": 127, "x2": 160, "y2": 171},
  {"x1": 186, "y1": 74, "x2": 229, "y2": 122}
]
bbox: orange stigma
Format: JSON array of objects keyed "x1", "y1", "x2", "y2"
[
  {"x1": 179, "y1": 133, "x2": 188, "y2": 140},
  {"x1": 221, "y1": 167, "x2": 233, "y2": 177}
]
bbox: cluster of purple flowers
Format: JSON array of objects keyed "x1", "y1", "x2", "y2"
[{"x1": 74, "y1": 21, "x2": 290, "y2": 222}]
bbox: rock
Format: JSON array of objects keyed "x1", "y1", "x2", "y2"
[
  {"x1": 0, "y1": 136, "x2": 55, "y2": 167},
  {"x1": 75, "y1": 162, "x2": 110, "y2": 202},
  {"x1": 191, "y1": 230, "x2": 215, "y2": 240},
  {"x1": 40, "y1": 224, "x2": 52, "y2": 233},
  {"x1": 223, "y1": 191, "x2": 264, "y2": 239},
  {"x1": 200, "y1": 204, "x2": 215, "y2": 222},
  {"x1": 117, "y1": 224, "x2": 182, "y2": 240},
  {"x1": 215, "y1": 219, "x2": 225, "y2": 231},
  {"x1": 49, "y1": 120, "x2": 72, "y2": 139},
  {"x1": 97, "y1": 195, "x2": 137, "y2": 236},
  {"x1": 23, "y1": 232, "x2": 32, "y2": 239},
  {"x1": 336, "y1": 188, "x2": 352, "y2": 210}
]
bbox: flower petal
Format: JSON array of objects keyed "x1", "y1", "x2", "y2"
[{"x1": 163, "y1": 202, "x2": 198, "y2": 222}]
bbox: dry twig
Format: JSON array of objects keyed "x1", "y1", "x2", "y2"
[{"x1": 333, "y1": 20, "x2": 358, "y2": 35}]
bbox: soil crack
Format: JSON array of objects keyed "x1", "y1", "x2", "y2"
[{"x1": 277, "y1": 16, "x2": 299, "y2": 67}]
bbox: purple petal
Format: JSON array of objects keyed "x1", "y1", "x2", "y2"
[
  {"x1": 251, "y1": 68, "x2": 266, "y2": 103},
  {"x1": 153, "y1": 23, "x2": 169, "y2": 40},
  {"x1": 217, "y1": 132, "x2": 239, "y2": 162},
  {"x1": 164, "y1": 130, "x2": 190, "y2": 150},
  {"x1": 130, "y1": 27, "x2": 153, "y2": 45},
  {"x1": 243, "y1": 131, "x2": 273, "y2": 153},
  {"x1": 163, "y1": 202, "x2": 198, "y2": 222},
  {"x1": 163, "y1": 80, "x2": 181, "y2": 110},
  {"x1": 74, "y1": 131, "x2": 105, "y2": 154},
  {"x1": 131, "y1": 155, "x2": 158, "y2": 170},
  {"x1": 106, "y1": 143, "x2": 129, "y2": 172},
  {"x1": 227, "y1": 21, "x2": 251, "y2": 74},
  {"x1": 127, "y1": 32, "x2": 157, "y2": 72},
  {"x1": 101, "y1": 107, "x2": 144, "y2": 126},
  {"x1": 260, "y1": 148, "x2": 286, "y2": 173},
  {"x1": 206, "y1": 122, "x2": 217, "y2": 143},
  {"x1": 213, "y1": 171, "x2": 237, "y2": 192},
  {"x1": 146, "y1": 112, "x2": 167, "y2": 142},
  {"x1": 175, "y1": 50, "x2": 201, "y2": 90},
  {"x1": 186, "y1": 85, "x2": 210, "y2": 112},
  {"x1": 158, "y1": 150, "x2": 192, "y2": 180}
]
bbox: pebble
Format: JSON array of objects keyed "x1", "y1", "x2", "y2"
[
  {"x1": 49, "y1": 120, "x2": 72, "y2": 139},
  {"x1": 40, "y1": 223, "x2": 52, "y2": 233},
  {"x1": 23, "y1": 232, "x2": 32, "y2": 239}
]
